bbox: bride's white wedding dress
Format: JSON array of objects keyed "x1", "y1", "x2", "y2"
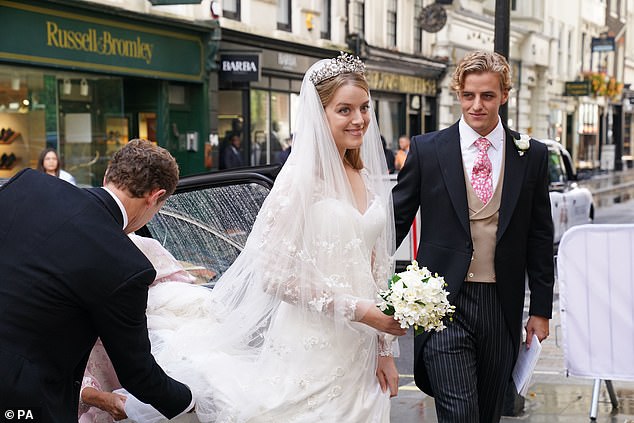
[{"x1": 125, "y1": 195, "x2": 393, "y2": 423}]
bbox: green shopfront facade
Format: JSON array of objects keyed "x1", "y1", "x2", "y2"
[{"x1": 0, "y1": 0, "x2": 215, "y2": 185}]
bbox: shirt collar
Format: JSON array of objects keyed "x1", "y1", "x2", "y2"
[
  {"x1": 459, "y1": 116, "x2": 504, "y2": 151},
  {"x1": 101, "y1": 187, "x2": 129, "y2": 230}
]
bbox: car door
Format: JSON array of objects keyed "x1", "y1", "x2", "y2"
[{"x1": 140, "y1": 165, "x2": 280, "y2": 287}]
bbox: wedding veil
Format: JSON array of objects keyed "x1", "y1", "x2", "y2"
[
  {"x1": 205, "y1": 55, "x2": 396, "y2": 340},
  {"x1": 146, "y1": 55, "x2": 397, "y2": 421}
]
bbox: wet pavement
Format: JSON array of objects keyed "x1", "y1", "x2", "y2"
[
  {"x1": 390, "y1": 171, "x2": 634, "y2": 422},
  {"x1": 579, "y1": 168, "x2": 634, "y2": 207}
]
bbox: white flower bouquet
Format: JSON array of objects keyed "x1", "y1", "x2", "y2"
[{"x1": 377, "y1": 260, "x2": 455, "y2": 335}]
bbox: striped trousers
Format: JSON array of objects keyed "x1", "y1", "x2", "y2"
[{"x1": 423, "y1": 282, "x2": 515, "y2": 423}]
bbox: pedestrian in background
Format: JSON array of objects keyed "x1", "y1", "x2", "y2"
[
  {"x1": 223, "y1": 134, "x2": 244, "y2": 169},
  {"x1": 0, "y1": 139, "x2": 194, "y2": 421},
  {"x1": 37, "y1": 147, "x2": 76, "y2": 185},
  {"x1": 394, "y1": 135, "x2": 410, "y2": 171},
  {"x1": 392, "y1": 50, "x2": 554, "y2": 422}
]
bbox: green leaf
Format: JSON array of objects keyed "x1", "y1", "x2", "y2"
[{"x1": 380, "y1": 305, "x2": 395, "y2": 316}]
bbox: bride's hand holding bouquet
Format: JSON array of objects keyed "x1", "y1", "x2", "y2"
[{"x1": 378, "y1": 260, "x2": 455, "y2": 336}]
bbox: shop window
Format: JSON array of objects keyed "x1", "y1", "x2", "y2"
[
  {"x1": 58, "y1": 76, "x2": 124, "y2": 186},
  {"x1": 270, "y1": 92, "x2": 291, "y2": 164},
  {"x1": 138, "y1": 113, "x2": 157, "y2": 143},
  {"x1": 250, "y1": 89, "x2": 295, "y2": 166},
  {"x1": 577, "y1": 103, "x2": 599, "y2": 169},
  {"x1": 250, "y1": 89, "x2": 270, "y2": 166},
  {"x1": 169, "y1": 85, "x2": 187, "y2": 105},
  {"x1": 0, "y1": 66, "x2": 50, "y2": 180},
  {"x1": 623, "y1": 113, "x2": 632, "y2": 165},
  {"x1": 218, "y1": 90, "x2": 244, "y2": 170},
  {"x1": 375, "y1": 96, "x2": 404, "y2": 152}
]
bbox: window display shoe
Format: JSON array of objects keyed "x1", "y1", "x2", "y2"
[
  {"x1": 4, "y1": 153, "x2": 16, "y2": 169},
  {"x1": 0, "y1": 153, "x2": 8, "y2": 169},
  {"x1": 2, "y1": 128, "x2": 15, "y2": 143}
]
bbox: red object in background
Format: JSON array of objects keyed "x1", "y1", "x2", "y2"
[
  {"x1": 210, "y1": 1, "x2": 220, "y2": 19},
  {"x1": 204, "y1": 143, "x2": 213, "y2": 169}
]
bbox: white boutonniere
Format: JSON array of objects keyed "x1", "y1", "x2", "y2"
[{"x1": 514, "y1": 133, "x2": 531, "y2": 156}]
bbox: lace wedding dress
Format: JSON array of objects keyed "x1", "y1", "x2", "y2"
[
  {"x1": 122, "y1": 56, "x2": 396, "y2": 423},
  {"x1": 126, "y1": 192, "x2": 392, "y2": 423}
]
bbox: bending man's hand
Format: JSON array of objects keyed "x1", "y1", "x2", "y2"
[
  {"x1": 81, "y1": 387, "x2": 127, "y2": 420},
  {"x1": 525, "y1": 315, "x2": 549, "y2": 348},
  {"x1": 376, "y1": 356, "x2": 399, "y2": 398}
]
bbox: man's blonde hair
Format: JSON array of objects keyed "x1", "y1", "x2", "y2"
[{"x1": 451, "y1": 51, "x2": 512, "y2": 93}]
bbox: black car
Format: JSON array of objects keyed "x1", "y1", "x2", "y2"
[{"x1": 139, "y1": 165, "x2": 281, "y2": 287}]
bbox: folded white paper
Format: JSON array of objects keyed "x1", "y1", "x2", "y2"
[{"x1": 512, "y1": 334, "x2": 542, "y2": 396}]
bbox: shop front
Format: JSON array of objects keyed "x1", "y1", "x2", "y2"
[
  {"x1": 215, "y1": 33, "x2": 338, "y2": 169},
  {"x1": 0, "y1": 0, "x2": 215, "y2": 185},
  {"x1": 365, "y1": 69, "x2": 439, "y2": 151}
]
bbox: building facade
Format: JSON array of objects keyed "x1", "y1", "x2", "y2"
[
  {"x1": 2, "y1": 0, "x2": 630, "y2": 180},
  {"x1": 0, "y1": 0, "x2": 217, "y2": 184},
  {"x1": 424, "y1": 0, "x2": 631, "y2": 171}
]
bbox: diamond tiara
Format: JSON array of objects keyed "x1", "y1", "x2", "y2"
[{"x1": 309, "y1": 52, "x2": 366, "y2": 85}]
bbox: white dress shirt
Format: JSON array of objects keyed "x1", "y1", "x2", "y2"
[
  {"x1": 459, "y1": 116, "x2": 505, "y2": 191},
  {"x1": 101, "y1": 186, "x2": 129, "y2": 230}
]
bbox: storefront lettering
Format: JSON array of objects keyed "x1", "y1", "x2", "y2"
[
  {"x1": 221, "y1": 60, "x2": 258, "y2": 72},
  {"x1": 46, "y1": 21, "x2": 154, "y2": 64},
  {"x1": 366, "y1": 71, "x2": 437, "y2": 96}
]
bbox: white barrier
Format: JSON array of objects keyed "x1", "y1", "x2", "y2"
[{"x1": 557, "y1": 224, "x2": 634, "y2": 419}]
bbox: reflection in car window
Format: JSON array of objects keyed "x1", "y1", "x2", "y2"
[
  {"x1": 146, "y1": 183, "x2": 270, "y2": 286},
  {"x1": 548, "y1": 150, "x2": 566, "y2": 184}
]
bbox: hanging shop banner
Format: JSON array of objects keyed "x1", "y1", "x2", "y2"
[
  {"x1": 591, "y1": 37, "x2": 615, "y2": 53},
  {"x1": 0, "y1": 0, "x2": 205, "y2": 82},
  {"x1": 564, "y1": 81, "x2": 591, "y2": 97}
]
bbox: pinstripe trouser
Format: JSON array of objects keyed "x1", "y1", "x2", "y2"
[{"x1": 423, "y1": 282, "x2": 515, "y2": 423}]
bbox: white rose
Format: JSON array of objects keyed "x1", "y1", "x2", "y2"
[{"x1": 514, "y1": 133, "x2": 531, "y2": 155}]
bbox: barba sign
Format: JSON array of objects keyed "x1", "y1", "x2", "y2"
[
  {"x1": 46, "y1": 21, "x2": 154, "y2": 64},
  {"x1": 222, "y1": 59, "x2": 257, "y2": 73},
  {"x1": 220, "y1": 53, "x2": 260, "y2": 82}
]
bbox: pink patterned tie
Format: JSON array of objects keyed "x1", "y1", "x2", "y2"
[{"x1": 471, "y1": 137, "x2": 493, "y2": 204}]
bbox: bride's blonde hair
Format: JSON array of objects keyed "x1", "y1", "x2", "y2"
[{"x1": 315, "y1": 73, "x2": 368, "y2": 170}]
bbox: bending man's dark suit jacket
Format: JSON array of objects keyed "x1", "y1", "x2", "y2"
[
  {"x1": 392, "y1": 122, "x2": 554, "y2": 395},
  {"x1": 0, "y1": 169, "x2": 191, "y2": 422}
]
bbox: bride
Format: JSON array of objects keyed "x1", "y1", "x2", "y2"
[{"x1": 122, "y1": 52, "x2": 406, "y2": 423}]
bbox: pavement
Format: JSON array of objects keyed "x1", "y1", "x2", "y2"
[
  {"x1": 391, "y1": 283, "x2": 634, "y2": 422},
  {"x1": 390, "y1": 168, "x2": 634, "y2": 422}
]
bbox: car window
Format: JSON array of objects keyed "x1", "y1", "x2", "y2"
[
  {"x1": 548, "y1": 149, "x2": 567, "y2": 185},
  {"x1": 145, "y1": 182, "x2": 270, "y2": 286}
]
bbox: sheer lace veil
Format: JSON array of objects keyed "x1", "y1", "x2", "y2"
[{"x1": 153, "y1": 57, "x2": 396, "y2": 413}]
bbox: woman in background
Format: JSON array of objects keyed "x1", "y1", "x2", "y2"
[{"x1": 37, "y1": 147, "x2": 76, "y2": 185}]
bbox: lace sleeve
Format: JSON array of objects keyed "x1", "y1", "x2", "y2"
[{"x1": 378, "y1": 334, "x2": 394, "y2": 357}]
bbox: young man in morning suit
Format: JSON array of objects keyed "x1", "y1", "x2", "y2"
[
  {"x1": 392, "y1": 51, "x2": 554, "y2": 422},
  {"x1": 0, "y1": 140, "x2": 194, "y2": 422}
]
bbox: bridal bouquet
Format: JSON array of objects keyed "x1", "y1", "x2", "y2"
[{"x1": 378, "y1": 260, "x2": 455, "y2": 336}]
